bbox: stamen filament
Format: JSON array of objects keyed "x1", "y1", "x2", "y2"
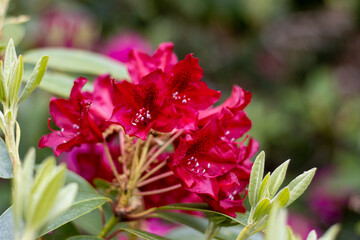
[
  {"x1": 137, "y1": 160, "x2": 167, "y2": 184},
  {"x1": 136, "y1": 183, "x2": 182, "y2": 196},
  {"x1": 103, "y1": 141, "x2": 122, "y2": 188},
  {"x1": 137, "y1": 171, "x2": 174, "y2": 188},
  {"x1": 141, "y1": 130, "x2": 183, "y2": 173}
]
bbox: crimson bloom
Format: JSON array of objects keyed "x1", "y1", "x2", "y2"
[
  {"x1": 127, "y1": 42, "x2": 177, "y2": 84},
  {"x1": 39, "y1": 78, "x2": 103, "y2": 156},
  {"x1": 111, "y1": 70, "x2": 179, "y2": 140},
  {"x1": 165, "y1": 54, "x2": 221, "y2": 130}
]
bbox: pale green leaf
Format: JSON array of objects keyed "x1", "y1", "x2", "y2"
[
  {"x1": 23, "y1": 69, "x2": 93, "y2": 97},
  {"x1": 8, "y1": 55, "x2": 23, "y2": 105},
  {"x1": 0, "y1": 61, "x2": 6, "y2": 102},
  {"x1": 252, "y1": 198, "x2": 270, "y2": 221},
  {"x1": 318, "y1": 224, "x2": 341, "y2": 240},
  {"x1": 67, "y1": 236, "x2": 103, "y2": 240},
  {"x1": 4, "y1": 39, "x2": 16, "y2": 82},
  {"x1": 306, "y1": 230, "x2": 317, "y2": 240},
  {"x1": 121, "y1": 228, "x2": 170, "y2": 240},
  {"x1": 18, "y1": 55, "x2": 49, "y2": 104},
  {"x1": 265, "y1": 204, "x2": 287, "y2": 240},
  {"x1": 37, "y1": 171, "x2": 110, "y2": 236},
  {"x1": 271, "y1": 187, "x2": 290, "y2": 208},
  {"x1": 269, "y1": 160, "x2": 289, "y2": 197},
  {"x1": 0, "y1": 206, "x2": 14, "y2": 240},
  {"x1": 46, "y1": 183, "x2": 78, "y2": 222},
  {"x1": 286, "y1": 168, "x2": 316, "y2": 207},
  {"x1": 23, "y1": 48, "x2": 130, "y2": 80},
  {"x1": 0, "y1": 137, "x2": 12, "y2": 178},
  {"x1": 257, "y1": 172, "x2": 270, "y2": 202},
  {"x1": 248, "y1": 151, "x2": 265, "y2": 207},
  {"x1": 28, "y1": 164, "x2": 66, "y2": 229}
]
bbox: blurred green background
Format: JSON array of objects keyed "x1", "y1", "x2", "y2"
[{"x1": 1, "y1": 0, "x2": 360, "y2": 239}]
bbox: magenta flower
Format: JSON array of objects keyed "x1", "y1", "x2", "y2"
[
  {"x1": 127, "y1": 42, "x2": 178, "y2": 84},
  {"x1": 165, "y1": 54, "x2": 221, "y2": 130},
  {"x1": 102, "y1": 32, "x2": 153, "y2": 63},
  {"x1": 111, "y1": 70, "x2": 179, "y2": 140},
  {"x1": 39, "y1": 78, "x2": 103, "y2": 156}
]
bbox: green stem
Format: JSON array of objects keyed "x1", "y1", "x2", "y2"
[
  {"x1": 236, "y1": 224, "x2": 254, "y2": 240},
  {"x1": 98, "y1": 215, "x2": 119, "y2": 238},
  {"x1": 5, "y1": 113, "x2": 21, "y2": 173}
]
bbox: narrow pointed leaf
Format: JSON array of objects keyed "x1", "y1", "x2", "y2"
[
  {"x1": 0, "y1": 61, "x2": 6, "y2": 102},
  {"x1": 252, "y1": 198, "x2": 270, "y2": 221},
  {"x1": 156, "y1": 203, "x2": 246, "y2": 226},
  {"x1": 248, "y1": 151, "x2": 265, "y2": 207},
  {"x1": 121, "y1": 228, "x2": 170, "y2": 240},
  {"x1": 286, "y1": 168, "x2": 316, "y2": 207},
  {"x1": 269, "y1": 160, "x2": 289, "y2": 197},
  {"x1": 258, "y1": 172, "x2": 270, "y2": 201},
  {"x1": 8, "y1": 56, "x2": 23, "y2": 105},
  {"x1": 4, "y1": 39, "x2": 16, "y2": 81},
  {"x1": 23, "y1": 69, "x2": 92, "y2": 98},
  {"x1": 23, "y1": 48, "x2": 130, "y2": 80},
  {"x1": 271, "y1": 187, "x2": 290, "y2": 208},
  {"x1": 319, "y1": 224, "x2": 341, "y2": 240},
  {"x1": 37, "y1": 171, "x2": 110, "y2": 237},
  {"x1": 152, "y1": 212, "x2": 207, "y2": 233},
  {"x1": 18, "y1": 55, "x2": 49, "y2": 104},
  {"x1": 306, "y1": 230, "x2": 317, "y2": 240},
  {"x1": 47, "y1": 183, "x2": 78, "y2": 222},
  {"x1": 67, "y1": 236, "x2": 103, "y2": 240},
  {"x1": 265, "y1": 205, "x2": 287, "y2": 240},
  {"x1": 28, "y1": 164, "x2": 66, "y2": 228},
  {"x1": 0, "y1": 137, "x2": 12, "y2": 178}
]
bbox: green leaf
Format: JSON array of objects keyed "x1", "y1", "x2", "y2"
[
  {"x1": 37, "y1": 171, "x2": 110, "y2": 236},
  {"x1": 0, "y1": 137, "x2": 12, "y2": 178},
  {"x1": 0, "y1": 207, "x2": 14, "y2": 240},
  {"x1": 23, "y1": 69, "x2": 93, "y2": 98},
  {"x1": 18, "y1": 55, "x2": 49, "y2": 104},
  {"x1": 28, "y1": 163, "x2": 66, "y2": 229},
  {"x1": 265, "y1": 204, "x2": 287, "y2": 240},
  {"x1": 66, "y1": 236, "x2": 103, "y2": 240},
  {"x1": 153, "y1": 212, "x2": 207, "y2": 234},
  {"x1": 252, "y1": 198, "x2": 270, "y2": 221},
  {"x1": 318, "y1": 224, "x2": 341, "y2": 240},
  {"x1": 8, "y1": 55, "x2": 23, "y2": 105},
  {"x1": 269, "y1": 160, "x2": 289, "y2": 198},
  {"x1": 306, "y1": 230, "x2": 317, "y2": 240},
  {"x1": 120, "y1": 228, "x2": 170, "y2": 240},
  {"x1": 4, "y1": 39, "x2": 16, "y2": 82},
  {"x1": 23, "y1": 48, "x2": 130, "y2": 80},
  {"x1": 248, "y1": 151, "x2": 265, "y2": 207},
  {"x1": 156, "y1": 203, "x2": 246, "y2": 226},
  {"x1": 271, "y1": 187, "x2": 290, "y2": 208},
  {"x1": 286, "y1": 168, "x2": 316, "y2": 207},
  {"x1": 257, "y1": 172, "x2": 270, "y2": 201},
  {"x1": 47, "y1": 183, "x2": 78, "y2": 222},
  {"x1": 0, "y1": 61, "x2": 6, "y2": 102}
]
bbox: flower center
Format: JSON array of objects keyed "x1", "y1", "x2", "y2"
[
  {"x1": 172, "y1": 91, "x2": 191, "y2": 104},
  {"x1": 185, "y1": 155, "x2": 211, "y2": 175},
  {"x1": 131, "y1": 107, "x2": 152, "y2": 126}
]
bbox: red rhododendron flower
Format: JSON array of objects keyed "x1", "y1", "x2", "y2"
[
  {"x1": 111, "y1": 70, "x2": 179, "y2": 140},
  {"x1": 61, "y1": 132, "x2": 121, "y2": 184},
  {"x1": 127, "y1": 42, "x2": 177, "y2": 84},
  {"x1": 165, "y1": 54, "x2": 221, "y2": 130},
  {"x1": 199, "y1": 85, "x2": 251, "y2": 121},
  {"x1": 39, "y1": 78, "x2": 103, "y2": 156}
]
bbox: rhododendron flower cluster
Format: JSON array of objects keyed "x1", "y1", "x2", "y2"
[{"x1": 39, "y1": 42, "x2": 258, "y2": 218}]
